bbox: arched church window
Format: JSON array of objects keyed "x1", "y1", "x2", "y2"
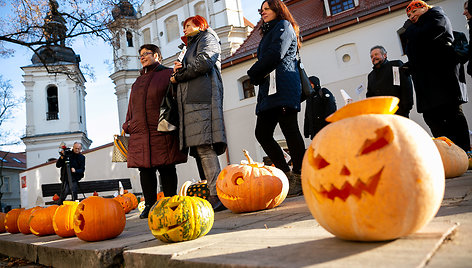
[
  {"x1": 194, "y1": 2, "x2": 207, "y2": 19},
  {"x1": 165, "y1": 15, "x2": 179, "y2": 42},
  {"x1": 126, "y1": 31, "x2": 133, "y2": 47},
  {"x1": 47, "y1": 85, "x2": 59, "y2": 120}
]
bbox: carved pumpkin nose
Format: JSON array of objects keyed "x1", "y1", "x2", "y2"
[{"x1": 340, "y1": 165, "x2": 351, "y2": 176}]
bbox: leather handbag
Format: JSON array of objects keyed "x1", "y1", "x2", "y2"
[
  {"x1": 297, "y1": 51, "x2": 315, "y2": 102},
  {"x1": 158, "y1": 83, "x2": 179, "y2": 132},
  {"x1": 112, "y1": 130, "x2": 129, "y2": 162}
]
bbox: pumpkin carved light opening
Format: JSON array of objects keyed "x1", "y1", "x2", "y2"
[
  {"x1": 310, "y1": 153, "x2": 330, "y2": 170},
  {"x1": 359, "y1": 126, "x2": 394, "y2": 155}
]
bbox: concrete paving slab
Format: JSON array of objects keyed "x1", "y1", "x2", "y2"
[{"x1": 0, "y1": 173, "x2": 471, "y2": 267}]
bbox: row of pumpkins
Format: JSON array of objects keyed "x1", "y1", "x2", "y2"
[
  {"x1": 2, "y1": 97, "x2": 470, "y2": 244},
  {"x1": 0, "y1": 192, "x2": 139, "y2": 241}
]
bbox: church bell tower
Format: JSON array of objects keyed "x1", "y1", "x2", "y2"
[{"x1": 21, "y1": 0, "x2": 91, "y2": 168}]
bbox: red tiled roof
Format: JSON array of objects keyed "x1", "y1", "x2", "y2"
[
  {"x1": 223, "y1": 0, "x2": 410, "y2": 67},
  {"x1": 0, "y1": 151, "x2": 26, "y2": 170}
]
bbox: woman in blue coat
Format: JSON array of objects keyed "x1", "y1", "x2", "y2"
[{"x1": 247, "y1": 0, "x2": 305, "y2": 197}]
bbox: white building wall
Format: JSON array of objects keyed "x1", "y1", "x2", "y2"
[{"x1": 220, "y1": 0, "x2": 472, "y2": 165}]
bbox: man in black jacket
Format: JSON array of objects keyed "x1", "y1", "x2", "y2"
[
  {"x1": 56, "y1": 142, "x2": 85, "y2": 204},
  {"x1": 367, "y1": 45, "x2": 414, "y2": 117}
]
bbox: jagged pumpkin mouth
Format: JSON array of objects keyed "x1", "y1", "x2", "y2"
[
  {"x1": 152, "y1": 219, "x2": 188, "y2": 235},
  {"x1": 310, "y1": 167, "x2": 383, "y2": 202}
]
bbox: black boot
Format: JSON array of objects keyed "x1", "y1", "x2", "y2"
[
  {"x1": 286, "y1": 171, "x2": 303, "y2": 197},
  {"x1": 139, "y1": 205, "x2": 152, "y2": 219},
  {"x1": 207, "y1": 195, "x2": 227, "y2": 212}
]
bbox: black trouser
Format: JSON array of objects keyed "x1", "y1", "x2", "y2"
[
  {"x1": 255, "y1": 107, "x2": 306, "y2": 174},
  {"x1": 59, "y1": 180, "x2": 79, "y2": 205},
  {"x1": 139, "y1": 164, "x2": 178, "y2": 207},
  {"x1": 423, "y1": 104, "x2": 471, "y2": 152}
]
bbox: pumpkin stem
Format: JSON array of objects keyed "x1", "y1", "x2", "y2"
[{"x1": 243, "y1": 149, "x2": 254, "y2": 164}]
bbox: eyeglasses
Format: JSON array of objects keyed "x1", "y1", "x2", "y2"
[{"x1": 139, "y1": 52, "x2": 154, "y2": 59}]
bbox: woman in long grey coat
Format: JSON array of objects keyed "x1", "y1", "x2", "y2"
[{"x1": 171, "y1": 15, "x2": 227, "y2": 211}]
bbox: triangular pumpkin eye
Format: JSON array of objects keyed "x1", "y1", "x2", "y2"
[
  {"x1": 359, "y1": 126, "x2": 394, "y2": 155},
  {"x1": 312, "y1": 154, "x2": 330, "y2": 170}
]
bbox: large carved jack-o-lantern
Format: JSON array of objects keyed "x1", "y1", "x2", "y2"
[
  {"x1": 301, "y1": 97, "x2": 445, "y2": 241},
  {"x1": 216, "y1": 150, "x2": 289, "y2": 213}
]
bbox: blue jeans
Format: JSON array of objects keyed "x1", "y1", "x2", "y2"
[{"x1": 195, "y1": 145, "x2": 221, "y2": 196}]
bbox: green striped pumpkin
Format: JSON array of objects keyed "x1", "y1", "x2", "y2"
[{"x1": 148, "y1": 195, "x2": 214, "y2": 242}]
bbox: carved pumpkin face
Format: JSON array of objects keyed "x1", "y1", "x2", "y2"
[
  {"x1": 73, "y1": 196, "x2": 126, "y2": 242},
  {"x1": 123, "y1": 193, "x2": 139, "y2": 209},
  {"x1": 29, "y1": 205, "x2": 59, "y2": 236},
  {"x1": 216, "y1": 151, "x2": 289, "y2": 213},
  {"x1": 53, "y1": 201, "x2": 79, "y2": 238},
  {"x1": 114, "y1": 195, "x2": 133, "y2": 213},
  {"x1": 148, "y1": 195, "x2": 214, "y2": 243},
  {"x1": 302, "y1": 97, "x2": 445, "y2": 241}
]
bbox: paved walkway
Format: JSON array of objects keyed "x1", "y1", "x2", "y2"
[{"x1": 1, "y1": 171, "x2": 471, "y2": 268}]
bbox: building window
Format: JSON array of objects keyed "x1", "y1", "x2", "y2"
[
  {"x1": 126, "y1": 31, "x2": 133, "y2": 47},
  {"x1": 11, "y1": 157, "x2": 23, "y2": 164},
  {"x1": 47, "y1": 85, "x2": 59, "y2": 120},
  {"x1": 1, "y1": 176, "x2": 10, "y2": 193},
  {"x1": 194, "y1": 2, "x2": 207, "y2": 19},
  {"x1": 242, "y1": 79, "x2": 256, "y2": 99},
  {"x1": 0, "y1": 157, "x2": 7, "y2": 162},
  {"x1": 143, "y1": 28, "x2": 151, "y2": 44},
  {"x1": 165, "y1": 15, "x2": 180, "y2": 42},
  {"x1": 329, "y1": 0, "x2": 355, "y2": 15}
]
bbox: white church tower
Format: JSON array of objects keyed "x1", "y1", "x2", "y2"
[
  {"x1": 109, "y1": 0, "x2": 252, "y2": 128},
  {"x1": 21, "y1": 0, "x2": 91, "y2": 168}
]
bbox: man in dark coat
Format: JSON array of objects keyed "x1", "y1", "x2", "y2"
[
  {"x1": 304, "y1": 76, "x2": 336, "y2": 139},
  {"x1": 367, "y1": 45, "x2": 413, "y2": 117},
  {"x1": 464, "y1": 1, "x2": 472, "y2": 77},
  {"x1": 403, "y1": 1, "x2": 470, "y2": 152},
  {"x1": 57, "y1": 142, "x2": 85, "y2": 205}
]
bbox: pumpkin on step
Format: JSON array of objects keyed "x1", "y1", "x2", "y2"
[
  {"x1": 5, "y1": 208, "x2": 24, "y2": 234},
  {"x1": 186, "y1": 180, "x2": 209, "y2": 200},
  {"x1": 433, "y1": 137, "x2": 468, "y2": 178},
  {"x1": 0, "y1": 212, "x2": 6, "y2": 233},
  {"x1": 216, "y1": 150, "x2": 288, "y2": 213},
  {"x1": 73, "y1": 196, "x2": 125, "y2": 242},
  {"x1": 148, "y1": 195, "x2": 214, "y2": 243},
  {"x1": 123, "y1": 192, "x2": 138, "y2": 209},
  {"x1": 53, "y1": 201, "x2": 79, "y2": 237},
  {"x1": 29, "y1": 205, "x2": 59, "y2": 236},
  {"x1": 17, "y1": 206, "x2": 41, "y2": 234},
  {"x1": 114, "y1": 195, "x2": 133, "y2": 213},
  {"x1": 302, "y1": 97, "x2": 445, "y2": 241}
]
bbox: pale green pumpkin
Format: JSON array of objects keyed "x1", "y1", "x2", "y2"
[{"x1": 148, "y1": 195, "x2": 214, "y2": 243}]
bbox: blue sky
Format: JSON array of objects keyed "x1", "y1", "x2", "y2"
[{"x1": 0, "y1": 0, "x2": 262, "y2": 152}]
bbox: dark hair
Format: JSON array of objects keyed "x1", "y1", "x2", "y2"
[
  {"x1": 259, "y1": 0, "x2": 301, "y2": 48},
  {"x1": 370, "y1": 45, "x2": 387, "y2": 55},
  {"x1": 138, "y1": 44, "x2": 162, "y2": 62},
  {"x1": 183, "y1": 15, "x2": 209, "y2": 31}
]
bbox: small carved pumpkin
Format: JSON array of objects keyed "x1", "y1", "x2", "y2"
[
  {"x1": 433, "y1": 137, "x2": 468, "y2": 178},
  {"x1": 148, "y1": 195, "x2": 214, "y2": 243},
  {"x1": 53, "y1": 201, "x2": 79, "y2": 238},
  {"x1": 73, "y1": 196, "x2": 126, "y2": 242},
  {"x1": 5, "y1": 208, "x2": 24, "y2": 234},
  {"x1": 114, "y1": 195, "x2": 133, "y2": 213},
  {"x1": 302, "y1": 97, "x2": 445, "y2": 241},
  {"x1": 216, "y1": 150, "x2": 289, "y2": 213},
  {"x1": 0, "y1": 212, "x2": 5, "y2": 233},
  {"x1": 123, "y1": 192, "x2": 138, "y2": 209},
  {"x1": 186, "y1": 180, "x2": 209, "y2": 200},
  {"x1": 17, "y1": 206, "x2": 41, "y2": 234},
  {"x1": 29, "y1": 205, "x2": 59, "y2": 236}
]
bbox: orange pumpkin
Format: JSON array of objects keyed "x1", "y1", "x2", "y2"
[
  {"x1": 5, "y1": 208, "x2": 24, "y2": 234},
  {"x1": 123, "y1": 192, "x2": 138, "y2": 209},
  {"x1": 29, "y1": 205, "x2": 59, "y2": 236},
  {"x1": 302, "y1": 97, "x2": 445, "y2": 241},
  {"x1": 73, "y1": 196, "x2": 126, "y2": 242},
  {"x1": 0, "y1": 212, "x2": 5, "y2": 233},
  {"x1": 216, "y1": 150, "x2": 289, "y2": 213},
  {"x1": 17, "y1": 206, "x2": 41, "y2": 234},
  {"x1": 53, "y1": 201, "x2": 79, "y2": 238},
  {"x1": 114, "y1": 195, "x2": 133, "y2": 213},
  {"x1": 433, "y1": 137, "x2": 468, "y2": 179}
]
